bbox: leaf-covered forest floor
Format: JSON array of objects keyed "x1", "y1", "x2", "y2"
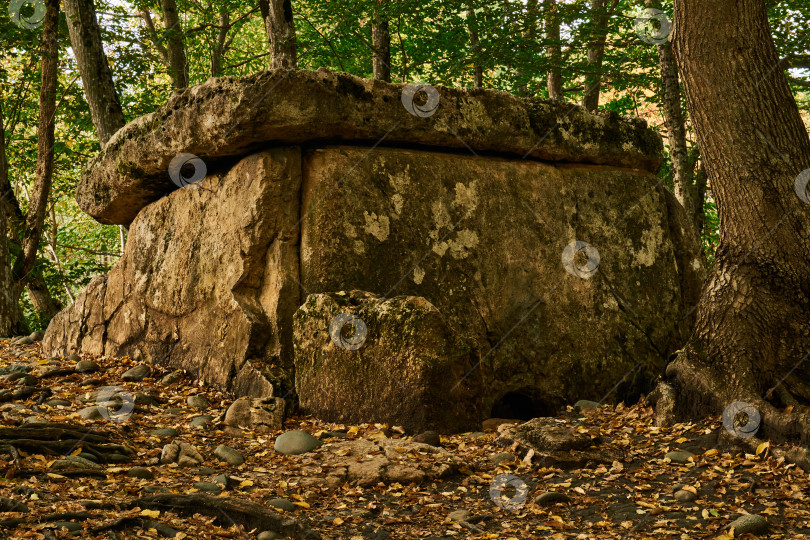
[{"x1": 1, "y1": 339, "x2": 809, "y2": 540}]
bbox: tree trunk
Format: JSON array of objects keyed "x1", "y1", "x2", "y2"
[
  {"x1": 582, "y1": 0, "x2": 610, "y2": 111},
  {"x1": 371, "y1": 13, "x2": 390, "y2": 82},
  {"x1": 517, "y1": 0, "x2": 539, "y2": 96},
  {"x1": 159, "y1": 0, "x2": 188, "y2": 89},
  {"x1": 63, "y1": 0, "x2": 126, "y2": 145},
  {"x1": 466, "y1": 9, "x2": 482, "y2": 88},
  {"x1": 259, "y1": 0, "x2": 298, "y2": 69},
  {"x1": 660, "y1": 0, "x2": 810, "y2": 449},
  {"x1": 12, "y1": 0, "x2": 59, "y2": 303},
  {"x1": 544, "y1": 0, "x2": 563, "y2": 100},
  {"x1": 0, "y1": 102, "x2": 61, "y2": 323},
  {"x1": 0, "y1": 100, "x2": 26, "y2": 336},
  {"x1": 210, "y1": 8, "x2": 229, "y2": 77}
]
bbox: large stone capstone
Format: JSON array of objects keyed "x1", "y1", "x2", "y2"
[{"x1": 44, "y1": 68, "x2": 705, "y2": 432}]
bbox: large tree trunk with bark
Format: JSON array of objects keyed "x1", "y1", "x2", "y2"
[
  {"x1": 210, "y1": 8, "x2": 229, "y2": 78},
  {"x1": 466, "y1": 8, "x2": 483, "y2": 88},
  {"x1": 63, "y1": 0, "x2": 126, "y2": 145},
  {"x1": 11, "y1": 0, "x2": 59, "y2": 304},
  {"x1": 544, "y1": 0, "x2": 563, "y2": 101},
  {"x1": 658, "y1": 0, "x2": 810, "y2": 451},
  {"x1": 159, "y1": 0, "x2": 188, "y2": 89},
  {"x1": 259, "y1": 0, "x2": 298, "y2": 69},
  {"x1": 0, "y1": 105, "x2": 26, "y2": 336},
  {"x1": 582, "y1": 0, "x2": 612, "y2": 111},
  {"x1": 371, "y1": 16, "x2": 390, "y2": 82}
]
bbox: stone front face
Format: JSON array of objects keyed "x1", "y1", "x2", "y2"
[
  {"x1": 293, "y1": 291, "x2": 483, "y2": 433},
  {"x1": 301, "y1": 146, "x2": 700, "y2": 415},
  {"x1": 44, "y1": 147, "x2": 302, "y2": 398}
]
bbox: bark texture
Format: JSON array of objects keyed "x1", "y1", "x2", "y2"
[
  {"x1": 661, "y1": 0, "x2": 810, "y2": 447},
  {"x1": 259, "y1": 0, "x2": 297, "y2": 69},
  {"x1": 0, "y1": 110, "x2": 25, "y2": 336},
  {"x1": 371, "y1": 7, "x2": 390, "y2": 82},
  {"x1": 582, "y1": 0, "x2": 613, "y2": 111},
  {"x1": 544, "y1": 0, "x2": 563, "y2": 101},
  {"x1": 63, "y1": 0, "x2": 126, "y2": 145},
  {"x1": 159, "y1": 0, "x2": 188, "y2": 89},
  {"x1": 466, "y1": 9, "x2": 483, "y2": 88},
  {"x1": 12, "y1": 0, "x2": 59, "y2": 301}
]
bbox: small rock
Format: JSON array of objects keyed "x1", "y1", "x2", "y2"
[
  {"x1": 166, "y1": 407, "x2": 184, "y2": 415},
  {"x1": 489, "y1": 452, "x2": 516, "y2": 466},
  {"x1": 257, "y1": 532, "x2": 280, "y2": 540},
  {"x1": 189, "y1": 415, "x2": 214, "y2": 428},
  {"x1": 482, "y1": 418, "x2": 520, "y2": 432},
  {"x1": 78, "y1": 452, "x2": 99, "y2": 463},
  {"x1": 267, "y1": 498, "x2": 295, "y2": 512},
  {"x1": 160, "y1": 441, "x2": 203, "y2": 467},
  {"x1": 150, "y1": 427, "x2": 179, "y2": 438},
  {"x1": 3, "y1": 372, "x2": 26, "y2": 382},
  {"x1": 224, "y1": 396, "x2": 285, "y2": 432},
  {"x1": 126, "y1": 467, "x2": 155, "y2": 480},
  {"x1": 214, "y1": 445, "x2": 244, "y2": 466},
  {"x1": 197, "y1": 466, "x2": 217, "y2": 475},
  {"x1": 193, "y1": 481, "x2": 221, "y2": 493},
  {"x1": 728, "y1": 514, "x2": 768, "y2": 536},
  {"x1": 187, "y1": 395, "x2": 209, "y2": 409},
  {"x1": 65, "y1": 354, "x2": 81, "y2": 363},
  {"x1": 274, "y1": 430, "x2": 322, "y2": 455},
  {"x1": 80, "y1": 378, "x2": 103, "y2": 386},
  {"x1": 16, "y1": 374, "x2": 38, "y2": 386},
  {"x1": 447, "y1": 509, "x2": 471, "y2": 522},
  {"x1": 161, "y1": 370, "x2": 183, "y2": 385},
  {"x1": 78, "y1": 406, "x2": 102, "y2": 420},
  {"x1": 466, "y1": 431, "x2": 486, "y2": 439},
  {"x1": 674, "y1": 489, "x2": 697, "y2": 503},
  {"x1": 665, "y1": 450, "x2": 695, "y2": 464},
  {"x1": 212, "y1": 473, "x2": 235, "y2": 489},
  {"x1": 574, "y1": 399, "x2": 602, "y2": 411},
  {"x1": 28, "y1": 330, "x2": 44, "y2": 341},
  {"x1": 75, "y1": 360, "x2": 100, "y2": 373},
  {"x1": 121, "y1": 364, "x2": 151, "y2": 382},
  {"x1": 535, "y1": 492, "x2": 571, "y2": 506},
  {"x1": 45, "y1": 398, "x2": 71, "y2": 407},
  {"x1": 135, "y1": 393, "x2": 160, "y2": 407},
  {"x1": 413, "y1": 431, "x2": 441, "y2": 446}
]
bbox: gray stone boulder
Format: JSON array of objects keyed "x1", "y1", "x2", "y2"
[
  {"x1": 224, "y1": 396, "x2": 285, "y2": 433},
  {"x1": 294, "y1": 291, "x2": 482, "y2": 432},
  {"x1": 42, "y1": 69, "x2": 704, "y2": 432}
]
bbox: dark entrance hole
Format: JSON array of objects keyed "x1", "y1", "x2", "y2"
[{"x1": 490, "y1": 390, "x2": 550, "y2": 420}]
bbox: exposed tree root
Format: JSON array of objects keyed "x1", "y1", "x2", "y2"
[
  {"x1": 652, "y1": 346, "x2": 810, "y2": 470},
  {"x1": 0, "y1": 423, "x2": 134, "y2": 473},
  {"x1": 127, "y1": 494, "x2": 322, "y2": 539},
  {"x1": 92, "y1": 516, "x2": 177, "y2": 537}
]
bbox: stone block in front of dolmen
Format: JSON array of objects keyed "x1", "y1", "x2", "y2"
[{"x1": 293, "y1": 290, "x2": 483, "y2": 433}]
